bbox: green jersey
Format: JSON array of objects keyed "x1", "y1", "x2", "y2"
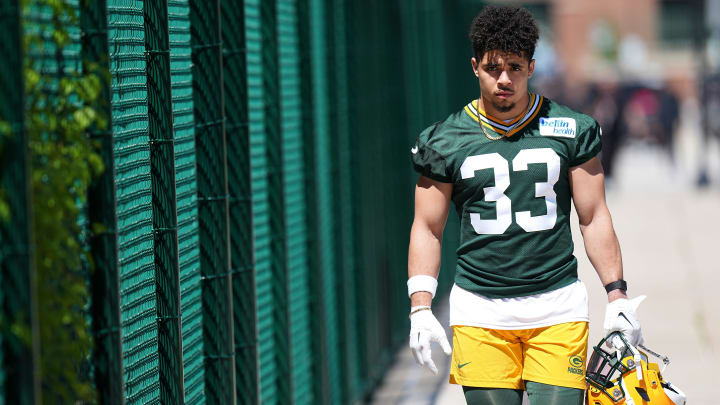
[{"x1": 411, "y1": 94, "x2": 602, "y2": 298}]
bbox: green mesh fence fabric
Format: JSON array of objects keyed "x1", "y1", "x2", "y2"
[
  {"x1": 399, "y1": 0, "x2": 460, "y2": 293},
  {"x1": 107, "y1": 1, "x2": 159, "y2": 402},
  {"x1": 261, "y1": 0, "x2": 292, "y2": 403},
  {"x1": 295, "y1": 2, "x2": 331, "y2": 403},
  {"x1": 81, "y1": 0, "x2": 124, "y2": 401},
  {"x1": 24, "y1": 0, "x2": 82, "y2": 76},
  {"x1": 307, "y1": 1, "x2": 343, "y2": 403},
  {"x1": 1, "y1": 1, "x2": 484, "y2": 403},
  {"x1": 345, "y1": 0, "x2": 417, "y2": 396},
  {"x1": 0, "y1": 1, "x2": 35, "y2": 403},
  {"x1": 144, "y1": 0, "x2": 185, "y2": 402},
  {"x1": 324, "y1": 7, "x2": 344, "y2": 389},
  {"x1": 168, "y1": 1, "x2": 205, "y2": 403},
  {"x1": 277, "y1": 1, "x2": 313, "y2": 404},
  {"x1": 327, "y1": 0, "x2": 361, "y2": 399},
  {"x1": 244, "y1": 0, "x2": 276, "y2": 403},
  {"x1": 189, "y1": 0, "x2": 235, "y2": 402},
  {"x1": 347, "y1": 0, "x2": 378, "y2": 380},
  {"x1": 220, "y1": 0, "x2": 258, "y2": 403},
  {"x1": 380, "y1": 3, "x2": 411, "y2": 356}
]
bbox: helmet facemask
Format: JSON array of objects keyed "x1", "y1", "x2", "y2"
[{"x1": 586, "y1": 332, "x2": 635, "y2": 401}]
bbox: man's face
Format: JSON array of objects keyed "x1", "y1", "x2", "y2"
[{"x1": 471, "y1": 51, "x2": 535, "y2": 114}]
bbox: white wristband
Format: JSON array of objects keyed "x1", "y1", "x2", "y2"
[{"x1": 407, "y1": 275, "x2": 438, "y2": 298}]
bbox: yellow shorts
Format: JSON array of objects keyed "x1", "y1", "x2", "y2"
[{"x1": 449, "y1": 322, "x2": 588, "y2": 390}]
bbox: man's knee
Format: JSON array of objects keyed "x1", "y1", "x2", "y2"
[
  {"x1": 525, "y1": 381, "x2": 584, "y2": 405},
  {"x1": 462, "y1": 386, "x2": 523, "y2": 405}
]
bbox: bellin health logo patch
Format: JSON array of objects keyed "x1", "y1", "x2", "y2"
[{"x1": 539, "y1": 117, "x2": 576, "y2": 138}]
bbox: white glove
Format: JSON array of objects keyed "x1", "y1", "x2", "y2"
[
  {"x1": 603, "y1": 295, "x2": 646, "y2": 348},
  {"x1": 409, "y1": 307, "x2": 452, "y2": 375}
]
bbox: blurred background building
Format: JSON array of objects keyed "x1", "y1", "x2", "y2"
[
  {"x1": 0, "y1": 0, "x2": 718, "y2": 404},
  {"x1": 524, "y1": 0, "x2": 715, "y2": 184}
]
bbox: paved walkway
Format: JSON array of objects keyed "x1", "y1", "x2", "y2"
[{"x1": 371, "y1": 124, "x2": 720, "y2": 404}]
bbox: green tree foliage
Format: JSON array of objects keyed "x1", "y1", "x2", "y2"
[{"x1": 22, "y1": 0, "x2": 103, "y2": 401}]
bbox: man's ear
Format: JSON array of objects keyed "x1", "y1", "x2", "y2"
[
  {"x1": 528, "y1": 59, "x2": 535, "y2": 78},
  {"x1": 471, "y1": 57, "x2": 479, "y2": 78}
]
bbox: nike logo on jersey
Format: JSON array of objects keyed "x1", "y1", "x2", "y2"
[
  {"x1": 457, "y1": 361, "x2": 472, "y2": 369},
  {"x1": 539, "y1": 117, "x2": 576, "y2": 138},
  {"x1": 411, "y1": 145, "x2": 419, "y2": 154}
]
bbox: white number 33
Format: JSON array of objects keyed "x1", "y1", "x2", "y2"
[{"x1": 460, "y1": 148, "x2": 560, "y2": 235}]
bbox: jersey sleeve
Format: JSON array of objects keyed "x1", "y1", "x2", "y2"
[
  {"x1": 570, "y1": 119, "x2": 602, "y2": 166},
  {"x1": 410, "y1": 124, "x2": 452, "y2": 183}
]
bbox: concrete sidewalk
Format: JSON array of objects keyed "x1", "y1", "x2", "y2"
[{"x1": 371, "y1": 139, "x2": 720, "y2": 404}]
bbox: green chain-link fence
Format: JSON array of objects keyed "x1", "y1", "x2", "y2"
[
  {"x1": 277, "y1": 1, "x2": 314, "y2": 404},
  {"x1": 169, "y1": 1, "x2": 204, "y2": 403},
  {"x1": 189, "y1": 0, "x2": 235, "y2": 403},
  {"x1": 220, "y1": 0, "x2": 258, "y2": 403},
  {"x1": 144, "y1": 0, "x2": 185, "y2": 401},
  {"x1": 107, "y1": 0, "x2": 158, "y2": 401},
  {"x1": 0, "y1": 1, "x2": 481, "y2": 403}
]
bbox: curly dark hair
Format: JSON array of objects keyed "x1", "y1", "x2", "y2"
[{"x1": 468, "y1": 5, "x2": 539, "y2": 62}]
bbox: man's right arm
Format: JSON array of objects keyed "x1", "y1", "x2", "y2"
[
  {"x1": 408, "y1": 175, "x2": 453, "y2": 306},
  {"x1": 407, "y1": 175, "x2": 453, "y2": 374}
]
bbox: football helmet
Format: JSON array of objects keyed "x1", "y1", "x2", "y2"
[{"x1": 586, "y1": 332, "x2": 686, "y2": 405}]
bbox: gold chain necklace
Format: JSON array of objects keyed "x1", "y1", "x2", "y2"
[
  {"x1": 476, "y1": 97, "x2": 531, "y2": 141},
  {"x1": 481, "y1": 122, "x2": 504, "y2": 141}
]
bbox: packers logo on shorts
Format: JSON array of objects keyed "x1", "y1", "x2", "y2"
[{"x1": 568, "y1": 355, "x2": 584, "y2": 375}]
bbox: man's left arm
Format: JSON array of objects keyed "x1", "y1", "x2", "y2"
[
  {"x1": 570, "y1": 156, "x2": 645, "y2": 346},
  {"x1": 570, "y1": 157, "x2": 625, "y2": 300}
]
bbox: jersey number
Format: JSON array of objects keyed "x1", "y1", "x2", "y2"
[{"x1": 460, "y1": 148, "x2": 560, "y2": 234}]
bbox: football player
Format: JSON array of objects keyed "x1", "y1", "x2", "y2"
[{"x1": 406, "y1": 5, "x2": 645, "y2": 405}]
